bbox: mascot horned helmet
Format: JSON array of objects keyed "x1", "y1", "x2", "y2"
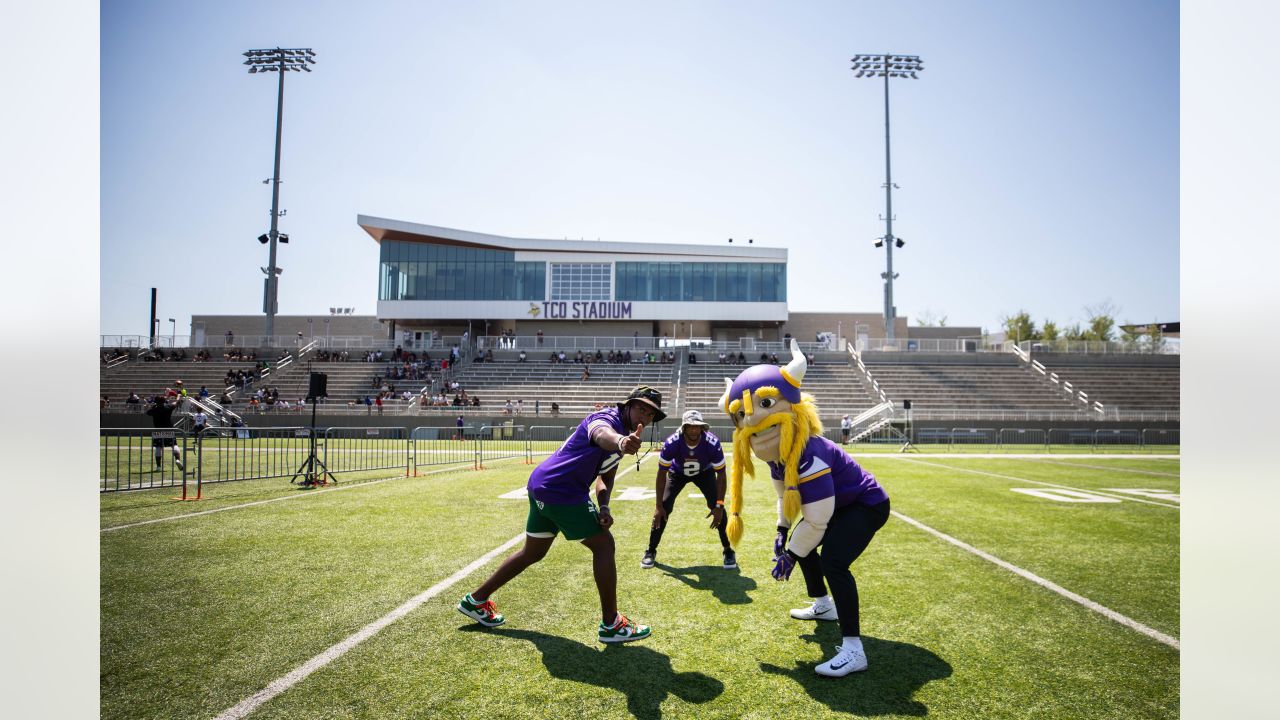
[{"x1": 718, "y1": 339, "x2": 823, "y2": 547}]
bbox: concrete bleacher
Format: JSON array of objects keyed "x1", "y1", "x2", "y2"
[
  {"x1": 1030, "y1": 354, "x2": 1180, "y2": 413},
  {"x1": 100, "y1": 360, "x2": 266, "y2": 407},
  {"x1": 683, "y1": 359, "x2": 879, "y2": 420},
  {"x1": 440, "y1": 359, "x2": 677, "y2": 418},
  {"x1": 861, "y1": 353, "x2": 1082, "y2": 414}
]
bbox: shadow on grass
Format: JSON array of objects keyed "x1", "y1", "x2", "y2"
[
  {"x1": 479, "y1": 626, "x2": 724, "y2": 720},
  {"x1": 653, "y1": 562, "x2": 757, "y2": 605},
  {"x1": 760, "y1": 624, "x2": 951, "y2": 717}
]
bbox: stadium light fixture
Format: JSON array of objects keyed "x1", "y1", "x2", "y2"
[
  {"x1": 851, "y1": 52, "x2": 924, "y2": 342},
  {"x1": 243, "y1": 47, "x2": 316, "y2": 347}
]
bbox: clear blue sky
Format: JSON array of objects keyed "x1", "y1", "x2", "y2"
[{"x1": 100, "y1": 0, "x2": 1178, "y2": 338}]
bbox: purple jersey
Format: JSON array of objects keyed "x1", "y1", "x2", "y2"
[
  {"x1": 769, "y1": 435, "x2": 888, "y2": 508},
  {"x1": 658, "y1": 431, "x2": 726, "y2": 478},
  {"x1": 527, "y1": 407, "x2": 625, "y2": 504}
]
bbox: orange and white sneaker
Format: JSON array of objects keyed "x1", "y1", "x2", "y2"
[
  {"x1": 598, "y1": 612, "x2": 651, "y2": 643},
  {"x1": 457, "y1": 593, "x2": 505, "y2": 627}
]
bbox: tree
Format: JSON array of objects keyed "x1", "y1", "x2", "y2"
[
  {"x1": 1001, "y1": 310, "x2": 1039, "y2": 343},
  {"x1": 916, "y1": 310, "x2": 949, "y2": 327},
  {"x1": 1082, "y1": 301, "x2": 1119, "y2": 342},
  {"x1": 1063, "y1": 323, "x2": 1084, "y2": 341},
  {"x1": 1041, "y1": 321, "x2": 1060, "y2": 342}
]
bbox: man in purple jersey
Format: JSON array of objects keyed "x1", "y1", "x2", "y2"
[
  {"x1": 458, "y1": 386, "x2": 667, "y2": 644},
  {"x1": 720, "y1": 340, "x2": 890, "y2": 677},
  {"x1": 641, "y1": 410, "x2": 734, "y2": 570}
]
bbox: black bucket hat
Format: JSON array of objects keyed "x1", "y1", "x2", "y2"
[{"x1": 619, "y1": 385, "x2": 667, "y2": 423}]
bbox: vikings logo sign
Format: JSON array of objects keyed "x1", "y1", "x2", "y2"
[{"x1": 719, "y1": 339, "x2": 824, "y2": 547}]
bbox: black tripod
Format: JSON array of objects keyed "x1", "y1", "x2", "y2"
[{"x1": 291, "y1": 370, "x2": 336, "y2": 487}]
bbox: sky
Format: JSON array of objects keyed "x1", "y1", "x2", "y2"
[{"x1": 100, "y1": 0, "x2": 1179, "y2": 338}]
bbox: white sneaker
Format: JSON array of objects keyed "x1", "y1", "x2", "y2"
[
  {"x1": 815, "y1": 644, "x2": 867, "y2": 677},
  {"x1": 790, "y1": 599, "x2": 838, "y2": 621}
]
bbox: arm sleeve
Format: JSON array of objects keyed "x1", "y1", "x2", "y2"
[
  {"x1": 773, "y1": 478, "x2": 790, "y2": 528},
  {"x1": 711, "y1": 442, "x2": 726, "y2": 471},
  {"x1": 786, "y1": 496, "x2": 835, "y2": 557},
  {"x1": 657, "y1": 441, "x2": 674, "y2": 467}
]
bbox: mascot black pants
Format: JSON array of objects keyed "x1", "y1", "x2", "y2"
[{"x1": 796, "y1": 498, "x2": 891, "y2": 638}]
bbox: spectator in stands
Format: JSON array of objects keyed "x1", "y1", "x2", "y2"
[
  {"x1": 582, "y1": 366, "x2": 591, "y2": 382},
  {"x1": 518, "y1": 350, "x2": 527, "y2": 362},
  {"x1": 719, "y1": 352, "x2": 727, "y2": 364},
  {"x1": 770, "y1": 353, "x2": 779, "y2": 364},
  {"x1": 516, "y1": 399, "x2": 524, "y2": 415},
  {"x1": 550, "y1": 402, "x2": 560, "y2": 417},
  {"x1": 174, "y1": 380, "x2": 188, "y2": 399},
  {"x1": 456, "y1": 415, "x2": 465, "y2": 441},
  {"x1": 375, "y1": 394, "x2": 384, "y2": 415},
  {"x1": 841, "y1": 415, "x2": 852, "y2": 444},
  {"x1": 595, "y1": 350, "x2": 604, "y2": 363},
  {"x1": 219, "y1": 391, "x2": 232, "y2": 405},
  {"x1": 125, "y1": 391, "x2": 141, "y2": 406},
  {"x1": 364, "y1": 395, "x2": 373, "y2": 415},
  {"x1": 225, "y1": 330, "x2": 234, "y2": 346},
  {"x1": 504, "y1": 399, "x2": 514, "y2": 415},
  {"x1": 192, "y1": 409, "x2": 208, "y2": 434},
  {"x1": 101, "y1": 395, "x2": 109, "y2": 410},
  {"x1": 198, "y1": 385, "x2": 210, "y2": 401},
  {"x1": 558, "y1": 350, "x2": 567, "y2": 363},
  {"x1": 624, "y1": 350, "x2": 632, "y2": 364},
  {"x1": 575, "y1": 350, "x2": 585, "y2": 364},
  {"x1": 471, "y1": 396, "x2": 480, "y2": 408},
  {"x1": 760, "y1": 353, "x2": 769, "y2": 363},
  {"x1": 689, "y1": 352, "x2": 697, "y2": 364},
  {"x1": 736, "y1": 352, "x2": 746, "y2": 365},
  {"x1": 485, "y1": 348, "x2": 494, "y2": 363}
]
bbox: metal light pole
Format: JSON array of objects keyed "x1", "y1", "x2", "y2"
[
  {"x1": 852, "y1": 53, "x2": 923, "y2": 343},
  {"x1": 168, "y1": 318, "x2": 176, "y2": 347},
  {"x1": 243, "y1": 47, "x2": 316, "y2": 347}
]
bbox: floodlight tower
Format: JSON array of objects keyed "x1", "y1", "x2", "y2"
[
  {"x1": 243, "y1": 47, "x2": 316, "y2": 346},
  {"x1": 851, "y1": 53, "x2": 923, "y2": 343}
]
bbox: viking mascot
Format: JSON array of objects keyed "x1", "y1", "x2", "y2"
[{"x1": 720, "y1": 340, "x2": 892, "y2": 676}]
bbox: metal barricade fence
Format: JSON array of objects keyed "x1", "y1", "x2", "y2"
[
  {"x1": 477, "y1": 424, "x2": 528, "y2": 467},
  {"x1": 195, "y1": 426, "x2": 311, "y2": 485},
  {"x1": 323, "y1": 426, "x2": 410, "y2": 475},
  {"x1": 1094, "y1": 428, "x2": 1141, "y2": 448},
  {"x1": 411, "y1": 425, "x2": 478, "y2": 474},
  {"x1": 1141, "y1": 428, "x2": 1179, "y2": 447},
  {"x1": 527, "y1": 425, "x2": 569, "y2": 461},
  {"x1": 1047, "y1": 428, "x2": 1095, "y2": 448},
  {"x1": 999, "y1": 428, "x2": 1047, "y2": 448},
  {"x1": 100, "y1": 428, "x2": 192, "y2": 492},
  {"x1": 950, "y1": 428, "x2": 996, "y2": 448}
]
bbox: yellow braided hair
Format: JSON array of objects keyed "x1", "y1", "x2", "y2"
[{"x1": 779, "y1": 394, "x2": 822, "y2": 521}]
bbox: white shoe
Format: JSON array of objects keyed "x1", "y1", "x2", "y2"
[
  {"x1": 790, "y1": 600, "x2": 838, "y2": 621},
  {"x1": 815, "y1": 644, "x2": 867, "y2": 677}
]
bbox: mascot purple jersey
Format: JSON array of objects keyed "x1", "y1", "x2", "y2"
[
  {"x1": 657, "y1": 431, "x2": 726, "y2": 478},
  {"x1": 527, "y1": 407, "x2": 625, "y2": 504},
  {"x1": 768, "y1": 435, "x2": 886, "y2": 510}
]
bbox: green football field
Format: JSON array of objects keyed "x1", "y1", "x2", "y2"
[{"x1": 101, "y1": 450, "x2": 1179, "y2": 719}]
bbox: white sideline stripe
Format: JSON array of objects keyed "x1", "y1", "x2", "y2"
[
  {"x1": 891, "y1": 510, "x2": 1180, "y2": 650},
  {"x1": 216, "y1": 450, "x2": 655, "y2": 719},
  {"x1": 1027, "y1": 458, "x2": 1179, "y2": 478},
  {"x1": 897, "y1": 458, "x2": 1179, "y2": 509},
  {"x1": 101, "y1": 459, "x2": 509, "y2": 533},
  {"x1": 211, "y1": 532, "x2": 526, "y2": 720}
]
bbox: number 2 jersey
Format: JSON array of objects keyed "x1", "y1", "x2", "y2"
[
  {"x1": 657, "y1": 430, "x2": 726, "y2": 479},
  {"x1": 527, "y1": 406, "x2": 626, "y2": 505},
  {"x1": 769, "y1": 435, "x2": 888, "y2": 557}
]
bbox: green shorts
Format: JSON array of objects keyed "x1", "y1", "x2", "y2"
[{"x1": 526, "y1": 495, "x2": 605, "y2": 541}]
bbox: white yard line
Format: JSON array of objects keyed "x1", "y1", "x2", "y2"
[
  {"x1": 213, "y1": 452, "x2": 655, "y2": 719},
  {"x1": 894, "y1": 458, "x2": 1180, "y2": 509},
  {"x1": 211, "y1": 532, "x2": 526, "y2": 720},
  {"x1": 891, "y1": 510, "x2": 1179, "y2": 650},
  {"x1": 1025, "y1": 458, "x2": 1180, "y2": 478}
]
